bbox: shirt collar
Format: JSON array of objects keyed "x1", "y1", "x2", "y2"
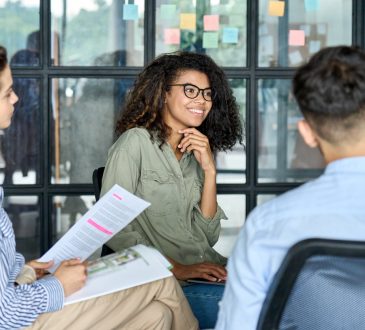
[{"x1": 325, "y1": 156, "x2": 365, "y2": 174}]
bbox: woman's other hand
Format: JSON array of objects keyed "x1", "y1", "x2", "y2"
[{"x1": 169, "y1": 258, "x2": 227, "y2": 282}]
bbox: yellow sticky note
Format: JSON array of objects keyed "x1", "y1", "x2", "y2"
[
  {"x1": 180, "y1": 13, "x2": 196, "y2": 30},
  {"x1": 268, "y1": 1, "x2": 285, "y2": 17}
]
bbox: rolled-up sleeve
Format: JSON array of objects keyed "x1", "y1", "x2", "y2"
[{"x1": 193, "y1": 204, "x2": 227, "y2": 246}]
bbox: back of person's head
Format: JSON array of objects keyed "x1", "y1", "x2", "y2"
[
  {"x1": 26, "y1": 30, "x2": 40, "y2": 51},
  {"x1": 293, "y1": 46, "x2": 365, "y2": 144},
  {"x1": 116, "y1": 51, "x2": 242, "y2": 151}
]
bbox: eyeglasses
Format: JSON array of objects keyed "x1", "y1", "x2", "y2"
[{"x1": 168, "y1": 83, "x2": 214, "y2": 101}]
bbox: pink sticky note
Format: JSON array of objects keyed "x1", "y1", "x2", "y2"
[
  {"x1": 289, "y1": 30, "x2": 305, "y2": 46},
  {"x1": 164, "y1": 28, "x2": 180, "y2": 45},
  {"x1": 204, "y1": 15, "x2": 219, "y2": 31}
]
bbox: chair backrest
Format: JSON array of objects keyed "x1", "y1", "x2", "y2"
[
  {"x1": 92, "y1": 167, "x2": 105, "y2": 201},
  {"x1": 257, "y1": 238, "x2": 365, "y2": 330}
]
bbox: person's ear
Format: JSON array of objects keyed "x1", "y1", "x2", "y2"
[{"x1": 297, "y1": 119, "x2": 319, "y2": 148}]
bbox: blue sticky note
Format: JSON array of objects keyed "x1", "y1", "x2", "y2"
[
  {"x1": 304, "y1": 0, "x2": 319, "y2": 11},
  {"x1": 222, "y1": 27, "x2": 239, "y2": 44},
  {"x1": 123, "y1": 4, "x2": 138, "y2": 21}
]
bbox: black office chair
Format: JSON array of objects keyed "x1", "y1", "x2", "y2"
[
  {"x1": 257, "y1": 238, "x2": 365, "y2": 330},
  {"x1": 92, "y1": 166, "x2": 114, "y2": 257},
  {"x1": 92, "y1": 167, "x2": 105, "y2": 202}
]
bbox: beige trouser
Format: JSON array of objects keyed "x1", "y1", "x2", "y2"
[{"x1": 26, "y1": 277, "x2": 199, "y2": 330}]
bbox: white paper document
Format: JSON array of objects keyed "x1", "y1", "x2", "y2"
[
  {"x1": 65, "y1": 244, "x2": 172, "y2": 305},
  {"x1": 39, "y1": 184, "x2": 150, "y2": 272}
]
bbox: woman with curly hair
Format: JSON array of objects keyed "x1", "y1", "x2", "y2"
[
  {"x1": 101, "y1": 51, "x2": 243, "y2": 328},
  {"x1": 0, "y1": 45, "x2": 198, "y2": 330}
]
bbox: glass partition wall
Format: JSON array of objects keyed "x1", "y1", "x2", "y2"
[{"x1": 0, "y1": 0, "x2": 360, "y2": 259}]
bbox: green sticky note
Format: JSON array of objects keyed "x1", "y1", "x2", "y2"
[
  {"x1": 203, "y1": 32, "x2": 219, "y2": 49},
  {"x1": 160, "y1": 4, "x2": 176, "y2": 20},
  {"x1": 123, "y1": 4, "x2": 138, "y2": 21}
]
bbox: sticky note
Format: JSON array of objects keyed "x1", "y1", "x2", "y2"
[
  {"x1": 160, "y1": 4, "x2": 176, "y2": 19},
  {"x1": 309, "y1": 40, "x2": 321, "y2": 53},
  {"x1": 305, "y1": 0, "x2": 319, "y2": 11},
  {"x1": 204, "y1": 15, "x2": 219, "y2": 31},
  {"x1": 203, "y1": 32, "x2": 219, "y2": 49},
  {"x1": 164, "y1": 29, "x2": 180, "y2": 45},
  {"x1": 289, "y1": 51, "x2": 303, "y2": 65},
  {"x1": 268, "y1": 1, "x2": 285, "y2": 17},
  {"x1": 289, "y1": 30, "x2": 305, "y2": 46},
  {"x1": 123, "y1": 4, "x2": 138, "y2": 21},
  {"x1": 222, "y1": 27, "x2": 239, "y2": 44},
  {"x1": 180, "y1": 13, "x2": 196, "y2": 30}
]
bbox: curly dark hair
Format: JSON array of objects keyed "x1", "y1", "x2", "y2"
[
  {"x1": 115, "y1": 51, "x2": 243, "y2": 151},
  {"x1": 0, "y1": 46, "x2": 8, "y2": 89}
]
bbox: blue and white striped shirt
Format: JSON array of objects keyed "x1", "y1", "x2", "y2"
[{"x1": 0, "y1": 188, "x2": 64, "y2": 329}]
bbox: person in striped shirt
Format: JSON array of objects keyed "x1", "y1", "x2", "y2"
[{"x1": 0, "y1": 46, "x2": 198, "y2": 330}]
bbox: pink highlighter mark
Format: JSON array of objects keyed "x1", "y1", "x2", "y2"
[
  {"x1": 113, "y1": 193, "x2": 123, "y2": 200},
  {"x1": 87, "y1": 219, "x2": 113, "y2": 235}
]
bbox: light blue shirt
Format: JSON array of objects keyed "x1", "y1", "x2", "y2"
[{"x1": 215, "y1": 157, "x2": 365, "y2": 330}]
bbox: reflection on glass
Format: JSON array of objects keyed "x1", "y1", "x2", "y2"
[
  {"x1": 216, "y1": 79, "x2": 246, "y2": 183},
  {"x1": 155, "y1": 0, "x2": 247, "y2": 67},
  {"x1": 258, "y1": 79, "x2": 325, "y2": 183},
  {"x1": 256, "y1": 194, "x2": 276, "y2": 206},
  {"x1": 50, "y1": 78, "x2": 134, "y2": 184},
  {"x1": 51, "y1": 0, "x2": 145, "y2": 66},
  {"x1": 214, "y1": 194, "x2": 245, "y2": 257},
  {"x1": 0, "y1": 0, "x2": 40, "y2": 66},
  {"x1": 3, "y1": 195, "x2": 40, "y2": 260},
  {"x1": 258, "y1": 0, "x2": 352, "y2": 67},
  {"x1": 52, "y1": 195, "x2": 94, "y2": 243},
  {"x1": 0, "y1": 78, "x2": 40, "y2": 185}
]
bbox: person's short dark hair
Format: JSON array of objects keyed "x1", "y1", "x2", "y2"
[
  {"x1": 293, "y1": 46, "x2": 365, "y2": 144},
  {"x1": 116, "y1": 51, "x2": 243, "y2": 151},
  {"x1": 0, "y1": 46, "x2": 8, "y2": 72},
  {"x1": 26, "y1": 30, "x2": 40, "y2": 51}
]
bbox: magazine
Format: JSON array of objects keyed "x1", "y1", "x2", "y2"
[{"x1": 65, "y1": 244, "x2": 172, "y2": 305}]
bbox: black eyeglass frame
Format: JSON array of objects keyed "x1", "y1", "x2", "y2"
[{"x1": 168, "y1": 83, "x2": 215, "y2": 101}]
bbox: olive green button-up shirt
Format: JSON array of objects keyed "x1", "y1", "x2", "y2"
[{"x1": 100, "y1": 127, "x2": 227, "y2": 265}]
